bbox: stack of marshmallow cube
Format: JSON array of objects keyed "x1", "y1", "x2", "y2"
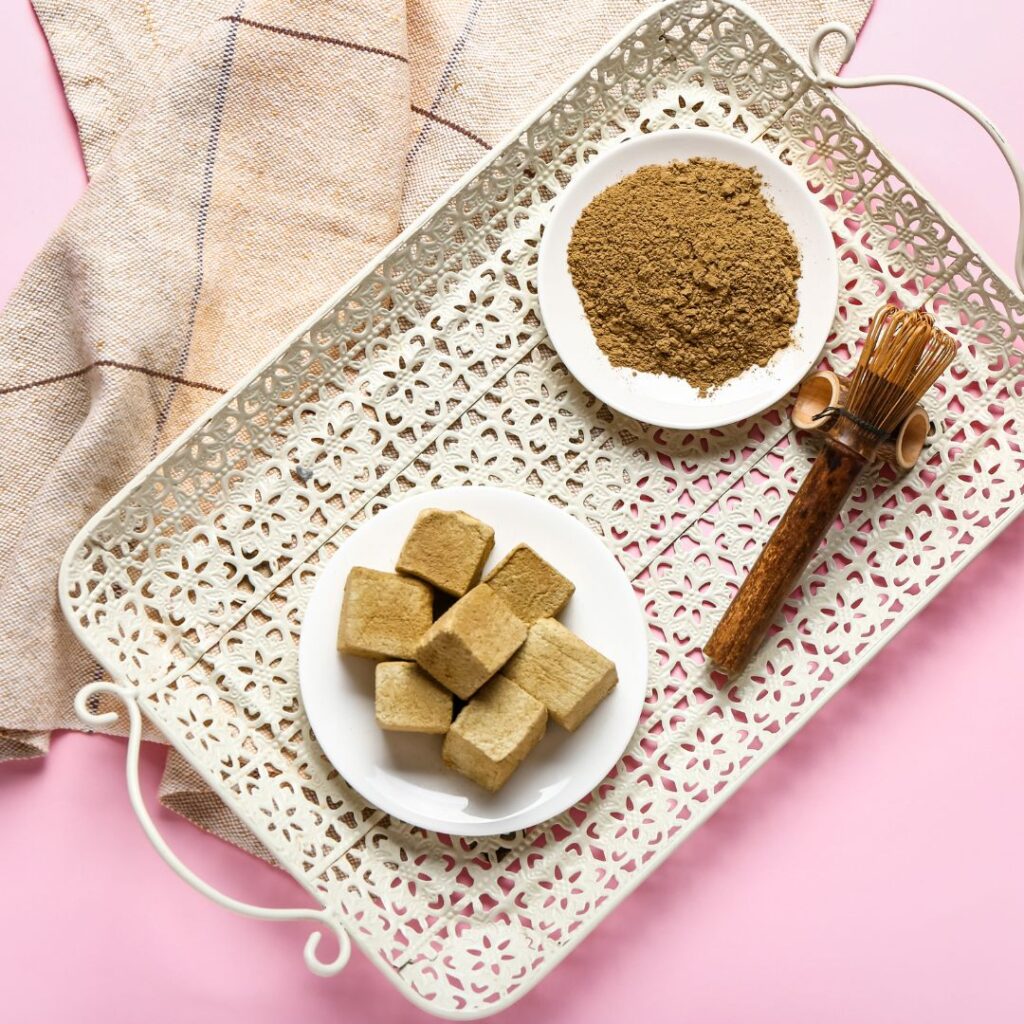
[{"x1": 337, "y1": 508, "x2": 618, "y2": 792}]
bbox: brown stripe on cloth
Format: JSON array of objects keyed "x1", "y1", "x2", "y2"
[
  {"x1": 157, "y1": 3, "x2": 411, "y2": 448},
  {"x1": 220, "y1": 15, "x2": 409, "y2": 64},
  {"x1": 0, "y1": 360, "x2": 228, "y2": 398},
  {"x1": 411, "y1": 104, "x2": 490, "y2": 150},
  {"x1": 406, "y1": 0, "x2": 486, "y2": 166},
  {"x1": 152, "y1": 5, "x2": 245, "y2": 457}
]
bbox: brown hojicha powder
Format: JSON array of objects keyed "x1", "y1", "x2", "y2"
[{"x1": 567, "y1": 158, "x2": 801, "y2": 393}]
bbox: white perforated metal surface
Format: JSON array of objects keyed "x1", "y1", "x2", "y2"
[{"x1": 60, "y1": 2, "x2": 1023, "y2": 1017}]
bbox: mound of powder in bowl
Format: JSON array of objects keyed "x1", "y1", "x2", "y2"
[{"x1": 566, "y1": 158, "x2": 801, "y2": 394}]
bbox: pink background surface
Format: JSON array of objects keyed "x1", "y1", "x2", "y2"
[{"x1": 2, "y1": 2, "x2": 1022, "y2": 1021}]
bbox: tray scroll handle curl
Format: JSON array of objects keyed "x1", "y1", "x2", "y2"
[
  {"x1": 75, "y1": 681, "x2": 352, "y2": 977},
  {"x1": 809, "y1": 21, "x2": 1024, "y2": 291}
]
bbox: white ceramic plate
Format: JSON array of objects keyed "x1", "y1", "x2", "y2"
[
  {"x1": 537, "y1": 129, "x2": 838, "y2": 429},
  {"x1": 298, "y1": 486, "x2": 649, "y2": 836}
]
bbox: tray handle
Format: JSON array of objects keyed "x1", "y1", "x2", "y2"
[
  {"x1": 75, "y1": 681, "x2": 351, "y2": 977},
  {"x1": 808, "y1": 22, "x2": 1024, "y2": 292}
]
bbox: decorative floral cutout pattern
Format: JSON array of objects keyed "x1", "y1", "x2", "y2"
[{"x1": 61, "y1": 2, "x2": 1022, "y2": 1015}]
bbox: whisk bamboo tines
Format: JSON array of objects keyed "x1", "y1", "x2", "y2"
[{"x1": 703, "y1": 305, "x2": 956, "y2": 676}]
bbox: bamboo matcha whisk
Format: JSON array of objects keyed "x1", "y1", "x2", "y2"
[{"x1": 704, "y1": 305, "x2": 956, "y2": 675}]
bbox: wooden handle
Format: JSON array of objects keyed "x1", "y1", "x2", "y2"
[{"x1": 704, "y1": 439, "x2": 867, "y2": 675}]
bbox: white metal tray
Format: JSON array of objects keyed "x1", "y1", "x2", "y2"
[{"x1": 60, "y1": 1, "x2": 1024, "y2": 1017}]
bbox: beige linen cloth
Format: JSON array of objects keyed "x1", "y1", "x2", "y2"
[{"x1": 1, "y1": 0, "x2": 872, "y2": 858}]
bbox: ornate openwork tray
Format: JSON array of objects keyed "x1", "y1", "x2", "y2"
[{"x1": 60, "y1": 1, "x2": 1023, "y2": 1017}]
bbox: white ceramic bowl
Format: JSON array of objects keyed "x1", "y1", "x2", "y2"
[
  {"x1": 298, "y1": 486, "x2": 648, "y2": 836},
  {"x1": 537, "y1": 129, "x2": 838, "y2": 430}
]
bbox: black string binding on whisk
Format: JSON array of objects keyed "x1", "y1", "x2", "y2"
[{"x1": 811, "y1": 404, "x2": 892, "y2": 441}]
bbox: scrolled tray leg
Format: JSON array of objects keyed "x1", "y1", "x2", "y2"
[{"x1": 75, "y1": 681, "x2": 351, "y2": 977}]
